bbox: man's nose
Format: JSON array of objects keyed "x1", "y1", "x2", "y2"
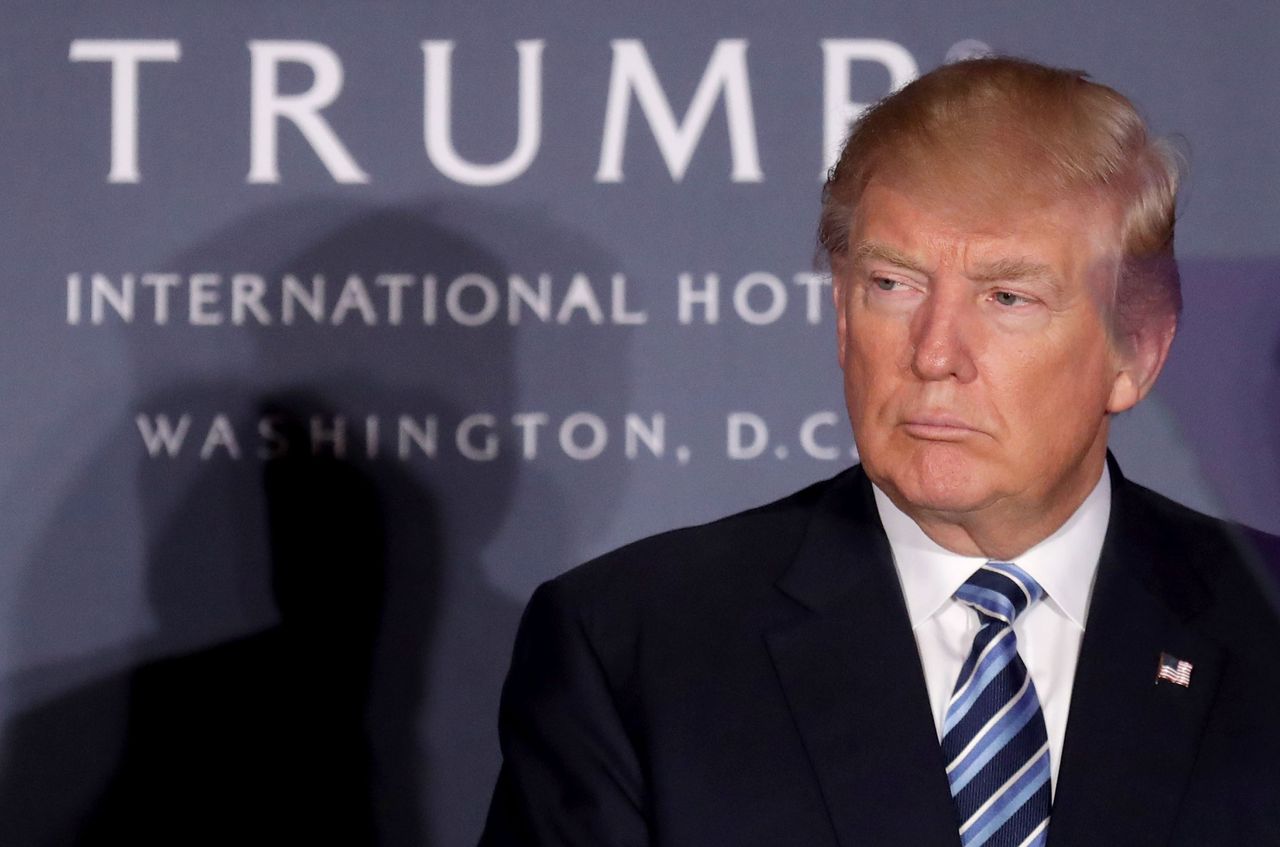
[{"x1": 909, "y1": 288, "x2": 978, "y2": 383}]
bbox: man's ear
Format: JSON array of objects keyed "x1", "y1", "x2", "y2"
[{"x1": 1107, "y1": 314, "x2": 1177, "y2": 414}]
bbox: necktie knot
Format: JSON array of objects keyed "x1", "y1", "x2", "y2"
[{"x1": 955, "y1": 561, "x2": 1044, "y2": 627}]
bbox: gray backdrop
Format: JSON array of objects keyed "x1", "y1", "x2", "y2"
[{"x1": 2, "y1": 2, "x2": 1278, "y2": 844}]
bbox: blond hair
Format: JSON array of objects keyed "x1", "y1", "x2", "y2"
[{"x1": 818, "y1": 57, "x2": 1183, "y2": 336}]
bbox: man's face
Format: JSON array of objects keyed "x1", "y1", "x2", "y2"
[{"x1": 836, "y1": 178, "x2": 1139, "y2": 534}]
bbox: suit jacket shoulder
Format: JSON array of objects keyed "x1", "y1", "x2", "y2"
[
  {"x1": 481, "y1": 466, "x2": 966, "y2": 846},
  {"x1": 1048, "y1": 466, "x2": 1280, "y2": 847},
  {"x1": 548, "y1": 472, "x2": 835, "y2": 637},
  {"x1": 1108, "y1": 469, "x2": 1280, "y2": 634}
]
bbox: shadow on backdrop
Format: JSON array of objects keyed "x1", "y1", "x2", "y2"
[
  {"x1": 79, "y1": 393, "x2": 398, "y2": 844},
  {"x1": 0, "y1": 200, "x2": 630, "y2": 845}
]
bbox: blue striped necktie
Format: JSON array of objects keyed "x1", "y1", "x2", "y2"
[{"x1": 942, "y1": 561, "x2": 1052, "y2": 847}]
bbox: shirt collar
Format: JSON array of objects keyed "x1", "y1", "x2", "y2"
[{"x1": 872, "y1": 468, "x2": 1111, "y2": 630}]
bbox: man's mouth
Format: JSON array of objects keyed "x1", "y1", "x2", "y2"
[{"x1": 900, "y1": 413, "x2": 981, "y2": 441}]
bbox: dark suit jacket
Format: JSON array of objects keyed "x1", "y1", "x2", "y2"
[{"x1": 479, "y1": 461, "x2": 1280, "y2": 846}]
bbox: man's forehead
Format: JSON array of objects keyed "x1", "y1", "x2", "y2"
[{"x1": 850, "y1": 178, "x2": 1122, "y2": 272}]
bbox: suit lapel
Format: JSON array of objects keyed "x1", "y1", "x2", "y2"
[
  {"x1": 766, "y1": 468, "x2": 961, "y2": 847},
  {"x1": 1048, "y1": 463, "x2": 1222, "y2": 846}
]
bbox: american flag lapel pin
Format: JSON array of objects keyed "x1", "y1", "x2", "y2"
[{"x1": 1155, "y1": 652, "x2": 1193, "y2": 687}]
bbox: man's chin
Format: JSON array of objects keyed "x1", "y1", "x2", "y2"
[
  {"x1": 894, "y1": 486, "x2": 993, "y2": 517},
  {"x1": 866, "y1": 450, "x2": 998, "y2": 517}
]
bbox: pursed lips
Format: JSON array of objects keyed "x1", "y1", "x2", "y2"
[{"x1": 899, "y1": 413, "x2": 983, "y2": 441}]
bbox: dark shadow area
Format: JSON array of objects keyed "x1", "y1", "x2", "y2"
[
  {"x1": 79, "y1": 393, "x2": 397, "y2": 844},
  {"x1": 0, "y1": 199, "x2": 628, "y2": 846}
]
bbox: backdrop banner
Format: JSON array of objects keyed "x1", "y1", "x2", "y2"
[{"x1": 2, "y1": 2, "x2": 1278, "y2": 844}]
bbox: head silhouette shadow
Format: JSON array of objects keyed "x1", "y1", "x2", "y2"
[{"x1": 0, "y1": 196, "x2": 632, "y2": 847}]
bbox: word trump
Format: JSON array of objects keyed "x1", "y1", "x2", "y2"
[{"x1": 67, "y1": 37, "x2": 937, "y2": 185}]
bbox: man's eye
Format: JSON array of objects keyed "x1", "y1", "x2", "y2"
[
  {"x1": 993, "y1": 290, "x2": 1027, "y2": 307},
  {"x1": 874, "y1": 277, "x2": 901, "y2": 291}
]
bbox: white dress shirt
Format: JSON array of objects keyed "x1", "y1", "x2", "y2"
[{"x1": 871, "y1": 469, "x2": 1110, "y2": 796}]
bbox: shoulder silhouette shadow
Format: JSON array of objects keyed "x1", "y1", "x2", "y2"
[{"x1": 0, "y1": 199, "x2": 630, "y2": 846}]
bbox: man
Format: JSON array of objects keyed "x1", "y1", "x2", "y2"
[{"x1": 479, "y1": 57, "x2": 1280, "y2": 846}]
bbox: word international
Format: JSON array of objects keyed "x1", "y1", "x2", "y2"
[{"x1": 66, "y1": 270, "x2": 831, "y2": 327}]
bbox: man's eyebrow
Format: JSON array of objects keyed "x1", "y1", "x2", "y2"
[
  {"x1": 850, "y1": 241, "x2": 928, "y2": 274},
  {"x1": 852, "y1": 241, "x2": 1064, "y2": 291},
  {"x1": 968, "y1": 257, "x2": 1060, "y2": 288}
]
